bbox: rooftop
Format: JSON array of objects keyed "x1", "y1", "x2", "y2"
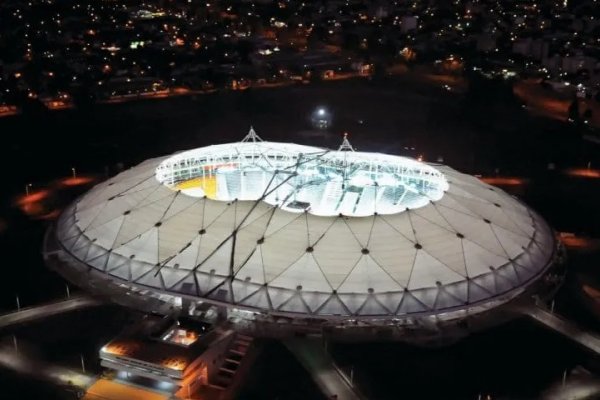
[{"x1": 101, "y1": 316, "x2": 211, "y2": 373}]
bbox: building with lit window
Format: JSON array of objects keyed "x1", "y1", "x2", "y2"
[
  {"x1": 44, "y1": 128, "x2": 564, "y2": 344},
  {"x1": 98, "y1": 315, "x2": 241, "y2": 397}
]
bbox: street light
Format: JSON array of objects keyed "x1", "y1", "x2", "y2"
[
  {"x1": 25, "y1": 183, "x2": 32, "y2": 196},
  {"x1": 311, "y1": 107, "x2": 332, "y2": 129},
  {"x1": 71, "y1": 167, "x2": 77, "y2": 179}
]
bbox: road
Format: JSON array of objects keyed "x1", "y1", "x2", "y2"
[
  {"x1": 514, "y1": 79, "x2": 600, "y2": 128},
  {"x1": 0, "y1": 342, "x2": 95, "y2": 391},
  {"x1": 284, "y1": 338, "x2": 362, "y2": 400},
  {"x1": 520, "y1": 304, "x2": 600, "y2": 355},
  {"x1": 541, "y1": 367, "x2": 600, "y2": 400},
  {"x1": 0, "y1": 295, "x2": 102, "y2": 329}
]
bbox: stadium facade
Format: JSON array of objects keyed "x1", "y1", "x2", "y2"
[{"x1": 44, "y1": 129, "x2": 564, "y2": 343}]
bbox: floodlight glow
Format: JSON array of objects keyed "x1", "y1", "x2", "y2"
[
  {"x1": 155, "y1": 142, "x2": 448, "y2": 217},
  {"x1": 318, "y1": 108, "x2": 326, "y2": 116}
]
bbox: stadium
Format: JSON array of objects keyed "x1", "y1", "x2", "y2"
[{"x1": 44, "y1": 128, "x2": 564, "y2": 343}]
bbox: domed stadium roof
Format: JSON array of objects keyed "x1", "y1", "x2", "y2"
[{"x1": 53, "y1": 131, "x2": 556, "y2": 319}]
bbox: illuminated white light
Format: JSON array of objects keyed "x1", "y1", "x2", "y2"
[
  {"x1": 156, "y1": 142, "x2": 448, "y2": 217},
  {"x1": 318, "y1": 108, "x2": 326, "y2": 116},
  {"x1": 156, "y1": 380, "x2": 175, "y2": 391}
]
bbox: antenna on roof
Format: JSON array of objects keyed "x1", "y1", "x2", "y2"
[
  {"x1": 338, "y1": 132, "x2": 354, "y2": 152},
  {"x1": 241, "y1": 126, "x2": 263, "y2": 142}
]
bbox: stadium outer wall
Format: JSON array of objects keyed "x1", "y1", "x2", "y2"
[{"x1": 43, "y1": 218, "x2": 567, "y2": 347}]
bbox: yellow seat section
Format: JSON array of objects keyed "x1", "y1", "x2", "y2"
[{"x1": 175, "y1": 174, "x2": 217, "y2": 199}]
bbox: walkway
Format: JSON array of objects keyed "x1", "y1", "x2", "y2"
[
  {"x1": 0, "y1": 338, "x2": 174, "y2": 400},
  {"x1": 83, "y1": 379, "x2": 169, "y2": 400},
  {"x1": 0, "y1": 295, "x2": 102, "y2": 329},
  {"x1": 284, "y1": 338, "x2": 362, "y2": 400},
  {"x1": 520, "y1": 304, "x2": 600, "y2": 354}
]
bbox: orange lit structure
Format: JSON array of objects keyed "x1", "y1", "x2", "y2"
[
  {"x1": 59, "y1": 176, "x2": 96, "y2": 187},
  {"x1": 162, "y1": 327, "x2": 199, "y2": 347},
  {"x1": 558, "y1": 232, "x2": 600, "y2": 251},
  {"x1": 0, "y1": 104, "x2": 19, "y2": 117},
  {"x1": 565, "y1": 168, "x2": 600, "y2": 179},
  {"x1": 99, "y1": 316, "x2": 231, "y2": 396},
  {"x1": 41, "y1": 94, "x2": 74, "y2": 110},
  {"x1": 16, "y1": 190, "x2": 51, "y2": 218},
  {"x1": 84, "y1": 379, "x2": 169, "y2": 400},
  {"x1": 479, "y1": 177, "x2": 529, "y2": 186}
]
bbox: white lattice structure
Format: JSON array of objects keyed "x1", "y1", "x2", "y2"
[{"x1": 47, "y1": 132, "x2": 557, "y2": 325}]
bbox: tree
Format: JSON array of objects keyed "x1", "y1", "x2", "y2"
[{"x1": 568, "y1": 98, "x2": 580, "y2": 122}]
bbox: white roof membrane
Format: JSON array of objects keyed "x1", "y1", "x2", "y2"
[{"x1": 55, "y1": 139, "x2": 556, "y2": 318}]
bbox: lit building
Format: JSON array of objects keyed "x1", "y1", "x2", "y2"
[
  {"x1": 44, "y1": 128, "x2": 564, "y2": 344},
  {"x1": 98, "y1": 315, "x2": 242, "y2": 397}
]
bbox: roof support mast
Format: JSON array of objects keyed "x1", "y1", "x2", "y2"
[
  {"x1": 241, "y1": 126, "x2": 263, "y2": 142},
  {"x1": 339, "y1": 132, "x2": 354, "y2": 190}
]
